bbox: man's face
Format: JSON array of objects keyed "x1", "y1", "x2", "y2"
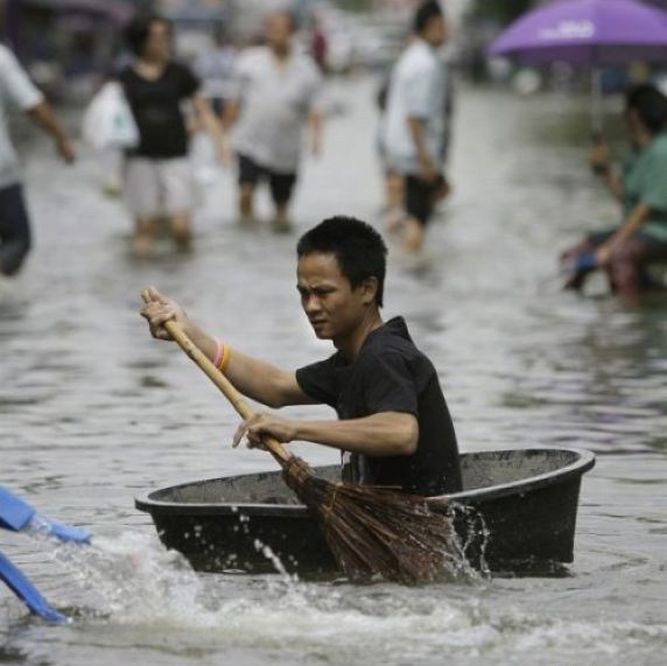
[
  {"x1": 265, "y1": 13, "x2": 292, "y2": 50},
  {"x1": 423, "y1": 15, "x2": 448, "y2": 47},
  {"x1": 297, "y1": 252, "x2": 371, "y2": 340}
]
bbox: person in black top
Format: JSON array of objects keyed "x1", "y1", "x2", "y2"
[
  {"x1": 118, "y1": 15, "x2": 228, "y2": 258},
  {"x1": 140, "y1": 216, "x2": 462, "y2": 496}
]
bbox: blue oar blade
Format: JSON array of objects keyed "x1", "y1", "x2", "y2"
[
  {"x1": 30, "y1": 515, "x2": 91, "y2": 544},
  {"x1": 1, "y1": 486, "x2": 91, "y2": 543},
  {"x1": 0, "y1": 486, "x2": 35, "y2": 532},
  {"x1": 0, "y1": 552, "x2": 68, "y2": 624}
]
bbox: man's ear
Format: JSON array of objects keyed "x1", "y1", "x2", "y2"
[{"x1": 361, "y1": 277, "x2": 379, "y2": 305}]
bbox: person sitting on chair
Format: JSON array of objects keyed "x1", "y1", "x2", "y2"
[{"x1": 561, "y1": 84, "x2": 667, "y2": 300}]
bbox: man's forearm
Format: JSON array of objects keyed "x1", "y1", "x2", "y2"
[
  {"x1": 193, "y1": 95, "x2": 226, "y2": 147},
  {"x1": 222, "y1": 99, "x2": 239, "y2": 131},
  {"x1": 27, "y1": 101, "x2": 68, "y2": 143},
  {"x1": 224, "y1": 349, "x2": 298, "y2": 408},
  {"x1": 309, "y1": 110, "x2": 323, "y2": 153},
  {"x1": 182, "y1": 320, "x2": 295, "y2": 407},
  {"x1": 407, "y1": 116, "x2": 430, "y2": 164},
  {"x1": 602, "y1": 203, "x2": 649, "y2": 254},
  {"x1": 294, "y1": 413, "x2": 418, "y2": 457},
  {"x1": 601, "y1": 167, "x2": 623, "y2": 201}
]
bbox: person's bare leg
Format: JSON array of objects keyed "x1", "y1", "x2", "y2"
[
  {"x1": 238, "y1": 183, "x2": 256, "y2": 225},
  {"x1": 133, "y1": 217, "x2": 157, "y2": 259},
  {"x1": 385, "y1": 172, "x2": 404, "y2": 212},
  {"x1": 401, "y1": 216, "x2": 425, "y2": 253},
  {"x1": 169, "y1": 212, "x2": 192, "y2": 252},
  {"x1": 272, "y1": 202, "x2": 292, "y2": 233}
]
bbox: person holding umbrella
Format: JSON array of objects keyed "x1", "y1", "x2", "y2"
[{"x1": 560, "y1": 84, "x2": 667, "y2": 299}]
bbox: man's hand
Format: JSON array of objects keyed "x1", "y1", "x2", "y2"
[
  {"x1": 417, "y1": 154, "x2": 438, "y2": 183},
  {"x1": 589, "y1": 135, "x2": 611, "y2": 175},
  {"x1": 233, "y1": 412, "x2": 299, "y2": 449},
  {"x1": 56, "y1": 137, "x2": 75, "y2": 163},
  {"x1": 140, "y1": 287, "x2": 190, "y2": 341},
  {"x1": 216, "y1": 139, "x2": 232, "y2": 168},
  {"x1": 595, "y1": 244, "x2": 612, "y2": 267}
]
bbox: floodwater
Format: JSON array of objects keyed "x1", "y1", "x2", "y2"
[{"x1": 1, "y1": 77, "x2": 666, "y2": 665}]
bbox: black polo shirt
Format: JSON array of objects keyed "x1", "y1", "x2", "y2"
[
  {"x1": 119, "y1": 61, "x2": 199, "y2": 159},
  {"x1": 296, "y1": 317, "x2": 462, "y2": 496}
]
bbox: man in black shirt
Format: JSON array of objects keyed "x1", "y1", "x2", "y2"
[{"x1": 141, "y1": 216, "x2": 462, "y2": 495}]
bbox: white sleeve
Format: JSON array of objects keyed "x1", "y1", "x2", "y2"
[
  {"x1": 0, "y1": 46, "x2": 43, "y2": 111},
  {"x1": 404, "y1": 63, "x2": 436, "y2": 120},
  {"x1": 228, "y1": 51, "x2": 253, "y2": 101}
]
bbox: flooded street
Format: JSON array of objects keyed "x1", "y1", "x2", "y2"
[{"x1": 1, "y1": 76, "x2": 666, "y2": 665}]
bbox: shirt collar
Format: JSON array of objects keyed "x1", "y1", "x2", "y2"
[{"x1": 364, "y1": 316, "x2": 412, "y2": 344}]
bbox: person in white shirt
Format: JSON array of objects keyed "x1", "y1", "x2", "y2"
[
  {"x1": 223, "y1": 11, "x2": 323, "y2": 232},
  {"x1": 383, "y1": 1, "x2": 449, "y2": 253},
  {"x1": 0, "y1": 44, "x2": 74, "y2": 276}
]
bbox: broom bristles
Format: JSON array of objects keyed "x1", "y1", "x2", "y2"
[{"x1": 282, "y1": 456, "x2": 460, "y2": 584}]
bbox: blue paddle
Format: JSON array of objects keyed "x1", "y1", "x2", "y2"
[
  {"x1": 0, "y1": 550, "x2": 67, "y2": 623},
  {"x1": 0, "y1": 485, "x2": 91, "y2": 543}
]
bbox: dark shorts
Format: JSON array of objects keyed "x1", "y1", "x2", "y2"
[
  {"x1": 0, "y1": 183, "x2": 31, "y2": 276},
  {"x1": 404, "y1": 174, "x2": 445, "y2": 226},
  {"x1": 237, "y1": 154, "x2": 297, "y2": 206}
]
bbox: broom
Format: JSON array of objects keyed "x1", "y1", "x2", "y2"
[{"x1": 141, "y1": 290, "x2": 458, "y2": 584}]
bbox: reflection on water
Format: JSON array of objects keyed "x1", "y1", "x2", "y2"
[{"x1": 1, "y1": 80, "x2": 666, "y2": 665}]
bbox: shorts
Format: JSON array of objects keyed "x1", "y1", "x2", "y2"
[
  {"x1": 0, "y1": 183, "x2": 31, "y2": 276},
  {"x1": 404, "y1": 174, "x2": 445, "y2": 226},
  {"x1": 237, "y1": 154, "x2": 297, "y2": 206},
  {"x1": 124, "y1": 156, "x2": 194, "y2": 219}
]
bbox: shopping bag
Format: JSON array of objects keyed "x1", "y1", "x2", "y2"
[{"x1": 81, "y1": 81, "x2": 139, "y2": 150}]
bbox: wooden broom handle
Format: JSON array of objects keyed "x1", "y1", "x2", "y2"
[{"x1": 141, "y1": 291, "x2": 291, "y2": 465}]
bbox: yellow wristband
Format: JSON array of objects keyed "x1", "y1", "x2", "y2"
[{"x1": 217, "y1": 343, "x2": 231, "y2": 373}]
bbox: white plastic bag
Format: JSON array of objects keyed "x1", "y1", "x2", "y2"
[{"x1": 82, "y1": 81, "x2": 139, "y2": 150}]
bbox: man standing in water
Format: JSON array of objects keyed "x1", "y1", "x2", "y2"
[
  {"x1": 383, "y1": 1, "x2": 450, "y2": 253},
  {"x1": 223, "y1": 10, "x2": 323, "y2": 232},
  {"x1": 0, "y1": 44, "x2": 74, "y2": 277},
  {"x1": 141, "y1": 216, "x2": 462, "y2": 496}
]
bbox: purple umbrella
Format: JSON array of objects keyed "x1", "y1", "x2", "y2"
[{"x1": 488, "y1": 0, "x2": 667, "y2": 128}]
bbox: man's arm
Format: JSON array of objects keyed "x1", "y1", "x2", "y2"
[
  {"x1": 308, "y1": 109, "x2": 323, "y2": 157},
  {"x1": 221, "y1": 97, "x2": 240, "y2": 131},
  {"x1": 26, "y1": 100, "x2": 75, "y2": 163},
  {"x1": 234, "y1": 411, "x2": 419, "y2": 457},
  {"x1": 595, "y1": 202, "x2": 650, "y2": 265},
  {"x1": 589, "y1": 137, "x2": 622, "y2": 201},
  {"x1": 140, "y1": 287, "x2": 314, "y2": 408},
  {"x1": 407, "y1": 116, "x2": 436, "y2": 182},
  {"x1": 190, "y1": 93, "x2": 230, "y2": 165}
]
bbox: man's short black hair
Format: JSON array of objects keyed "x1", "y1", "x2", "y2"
[
  {"x1": 625, "y1": 84, "x2": 667, "y2": 136},
  {"x1": 125, "y1": 14, "x2": 171, "y2": 57},
  {"x1": 297, "y1": 216, "x2": 388, "y2": 307},
  {"x1": 413, "y1": 0, "x2": 443, "y2": 34}
]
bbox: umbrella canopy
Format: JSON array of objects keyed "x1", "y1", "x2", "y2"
[{"x1": 488, "y1": 0, "x2": 667, "y2": 65}]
